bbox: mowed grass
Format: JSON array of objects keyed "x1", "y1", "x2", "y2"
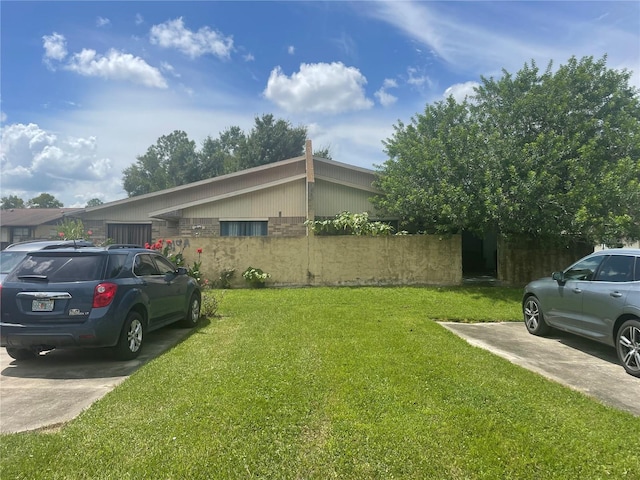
[{"x1": 1, "y1": 286, "x2": 638, "y2": 479}]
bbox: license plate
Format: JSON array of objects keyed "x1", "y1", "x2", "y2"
[{"x1": 32, "y1": 299, "x2": 54, "y2": 312}]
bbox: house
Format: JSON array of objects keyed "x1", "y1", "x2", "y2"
[
  {"x1": 71, "y1": 140, "x2": 388, "y2": 245},
  {"x1": 0, "y1": 208, "x2": 83, "y2": 249}
]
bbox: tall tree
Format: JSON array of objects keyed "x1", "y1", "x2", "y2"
[
  {"x1": 27, "y1": 193, "x2": 64, "y2": 208},
  {"x1": 238, "y1": 114, "x2": 307, "y2": 169},
  {"x1": 122, "y1": 130, "x2": 197, "y2": 197},
  {"x1": 86, "y1": 198, "x2": 104, "y2": 207},
  {"x1": 375, "y1": 56, "x2": 640, "y2": 246},
  {"x1": 0, "y1": 195, "x2": 25, "y2": 209},
  {"x1": 122, "y1": 116, "x2": 309, "y2": 196}
]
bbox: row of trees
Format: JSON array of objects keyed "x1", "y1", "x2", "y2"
[
  {"x1": 374, "y1": 55, "x2": 640, "y2": 246},
  {"x1": 4, "y1": 56, "x2": 638, "y2": 247},
  {"x1": 122, "y1": 114, "x2": 331, "y2": 197},
  {"x1": 0, "y1": 194, "x2": 103, "y2": 209}
]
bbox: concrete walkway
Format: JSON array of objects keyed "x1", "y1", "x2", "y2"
[
  {"x1": 0, "y1": 326, "x2": 193, "y2": 433},
  {"x1": 440, "y1": 321, "x2": 640, "y2": 417}
]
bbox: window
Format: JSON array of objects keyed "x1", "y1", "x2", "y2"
[
  {"x1": 12, "y1": 254, "x2": 104, "y2": 282},
  {"x1": 152, "y1": 255, "x2": 177, "y2": 275},
  {"x1": 594, "y1": 255, "x2": 635, "y2": 282},
  {"x1": 220, "y1": 221, "x2": 267, "y2": 237},
  {"x1": 564, "y1": 256, "x2": 604, "y2": 281},
  {"x1": 133, "y1": 254, "x2": 159, "y2": 276},
  {"x1": 11, "y1": 227, "x2": 31, "y2": 243}
]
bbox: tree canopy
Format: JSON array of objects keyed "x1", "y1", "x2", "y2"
[
  {"x1": 122, "y1": 114, "x2": 311, "y2": 197},
  {"x1": 26, "y1": 193, "x2": 64, "y2": 209},
  {"x1": 374, "y1": 55, "x2": 640, "y2": 246},
  {"x1": 1, "y1": 195, "x2": 26, "y2": 209}
]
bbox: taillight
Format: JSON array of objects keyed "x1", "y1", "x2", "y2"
[{"x1": 93, "y1": 282, "x2": 117, "y2": 308}]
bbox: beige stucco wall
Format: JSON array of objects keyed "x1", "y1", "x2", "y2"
[{"x1": 167, "y1": 234, "x2": 462, "y2": 288}]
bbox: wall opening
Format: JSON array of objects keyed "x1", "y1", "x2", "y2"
[{"x1": 462, "y1": 231, "x2": 497, "y2": 280}]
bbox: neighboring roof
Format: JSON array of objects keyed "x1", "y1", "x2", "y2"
[{"x1": 0, "y1": 208, "x2": 82, "y2": 227}]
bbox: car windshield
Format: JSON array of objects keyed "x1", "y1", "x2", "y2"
[
  {"x1": 0, "y1": 251, "x2": 28, "y2": 275},
  {"x1": 9, "y1": 253, "x2": 105, "y2": 282}
]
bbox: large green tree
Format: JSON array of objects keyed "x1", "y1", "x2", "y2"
[
  {"x1": 122, "y1": 115, "x2": 309, "y2": 197},
  {"x1": 27, "y1": 193, "x2": 64, "y2": 208},
  {"x1": 237, "y1": 114, "x2": 307, "y2": 169},
  {"x1": 0, "y1": 195, "x2": 26, "y2": 209},
  {"x1": 122, "y1": 130, "x2": 198, "y2": 197},
  {"x1": 375, "y1": 56, "x2": 640, "y2": 246}
]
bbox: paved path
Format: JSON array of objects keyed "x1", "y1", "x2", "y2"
[
  {"x1": 440, "y1": 322, "x2": 640, "y2": 417},
  {"x1": 0, "y1": 326, "x2": 192, "y2": 433}
]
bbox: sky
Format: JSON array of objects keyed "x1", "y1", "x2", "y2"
[{"x1": 1, "y1": 1, "x2": 638, "y2": 208}]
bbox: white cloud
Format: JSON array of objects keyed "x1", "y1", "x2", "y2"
[
  {"x1": 42, "y1": 33, "x2": 68, "y2": 62},
  {"x1": 160, "y1": 62, "x2": 181, "y2": 78},
  {"x1": 149, "y1": 17, "x2": 233, "y2": 59},
  {"x1": 65, "y1": 48, "x2": 168, "y2": 88},
  {"x1": 288, "y1": 45, "x2": 295, "y2": 55},
  {"x1": 444, "y1": 81, "x2": 479, "y2": 102},
  {"x1": 264, "y1": 62, "x2": 374, "y2": 114},
  {"x1": 97, "y1": 17, "x2": 111, "y2": 27},
  {"x1": 375, "y1": 78, "x2": 399, "y2": 107},
  {"x1": 374, "y1": 89, "x2": 397, "y2": 107},
  {"x1": 135, "y1": 13, "x2": 144, "y2": 25},
  {"x1": 243, "y1": 53, "x2": 255, "y2": 62},
  {"x1": 0, "y1": 123, "x2": 113, "y2": 205}
]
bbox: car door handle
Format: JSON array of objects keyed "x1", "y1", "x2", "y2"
[
  {"x1": 572, "y1": 288, "x2": 582, "y2": 294},
  {"x1": 610, "y1": 291, "x2": 623, "y2": 298}
]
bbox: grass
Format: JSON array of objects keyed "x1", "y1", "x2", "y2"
[{"x1": 1, "y1": 286, "x2": 638, "y2": 479}]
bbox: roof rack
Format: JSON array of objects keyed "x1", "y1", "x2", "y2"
[{"x1": 106, "y1": 244, "x2": 143, "y2": 250}]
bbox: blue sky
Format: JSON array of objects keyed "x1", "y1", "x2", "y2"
[{"x1": 1, "y1": 1, "x2": 638, "y2": 208}]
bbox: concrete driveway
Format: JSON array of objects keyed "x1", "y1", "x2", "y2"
[
  {"x1": 0, "y1": 326, "x2": 193, "y2": 434},
  {"x1": 440, "y1": 322, "x2": 640, "y2": 417}
]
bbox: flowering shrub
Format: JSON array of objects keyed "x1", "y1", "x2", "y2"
[
  {"x1": 242, "y1": 266, "x2": 271, "y2": 287},
  {"x1": 55, "y1": 218, "x2": 93, "y2": 241},
  {"x1": 146, "y1": 239, "x2": 209, "y2": 289}
]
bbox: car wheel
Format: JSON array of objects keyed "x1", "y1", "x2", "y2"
[
  {"x1": 5, "y1": 347, "x2": 37, "y2": 361},
  {"x1": 180, "y1": 293, "x2": 201, "y2": 328},
  {"x1": 523, "y1": 296, "x2": 550, "y2": 336},
  {"x1": 616, "y1": 319, "x2": 640, "y2": 378},
  {"x1": 113, "y1": 311, "x2": 144, "y2": 360}
]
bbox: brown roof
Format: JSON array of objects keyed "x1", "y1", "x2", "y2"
[{"x1": 0, "y1": 208, "x2": 83, "y2": 227}]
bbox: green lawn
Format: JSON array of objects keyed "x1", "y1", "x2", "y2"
[{"x1": 2, "y1": 287, "x2": 638, "y2": 479}]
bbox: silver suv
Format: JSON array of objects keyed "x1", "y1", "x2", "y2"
[{"x1": 523, "y1": 248, "x2": 640, "y2": 377}]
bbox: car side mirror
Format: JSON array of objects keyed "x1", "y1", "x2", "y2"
[
  {"x1": 175, "y1": 267, "x2": 188, "y2": 275},
  {"x1": 552, "y1": 271, "x2": 565, "y2": 283}
]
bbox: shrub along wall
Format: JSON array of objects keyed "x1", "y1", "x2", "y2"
[{"x1": 181, "y1": 234, "x2": 462, "y2": 288}]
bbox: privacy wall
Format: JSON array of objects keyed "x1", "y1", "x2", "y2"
[{"x1": 177, "y1": 235, "x2": 462, "y2": 288}]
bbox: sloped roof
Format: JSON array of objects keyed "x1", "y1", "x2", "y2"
[{"x1": 0, "y1": 208, "x2": 82, "y2": 227}]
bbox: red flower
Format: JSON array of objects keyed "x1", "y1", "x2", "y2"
[
  {"x1": 166, "y1": 239, "x2": 172, "y2": 245},
  {"x1": 145, "y1": 242, "x2": 150, "y2": 249},
  {"x1": 87, "y1": 230, "x2": 93, "y2": 236},
  {"x1": 58, "y1": 232, "x2": 64, "y2": 238},
  {"x1": 197, "y1": 248, "x2": 203, "y2": 254}
]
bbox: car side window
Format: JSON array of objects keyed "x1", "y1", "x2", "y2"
[
  {"x1": 153, "y1": 255, "x2": 177, "y2": 275},
  {"x1": 564, "y1": 256, "x2": 604, "y2": 281},
  {"x1": 133, "y1": 254, "x2": 160, "y2": 276},
  {"x1": 594, "y1": 255, "x2": 635, "y2": 282}
]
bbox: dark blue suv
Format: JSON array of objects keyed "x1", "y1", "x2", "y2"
[{"x1": 0, "y1": 244, "x2": 201, "y2": 361}]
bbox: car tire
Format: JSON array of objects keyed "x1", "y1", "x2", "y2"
[
  {"x1": 179, "y1": 293, "x2": 201, "y2": 328},
  {"x1": 113, "y1": 311, "x2": 144, "y2": 360},
  {"x1": 523, "y1": 296, "x2": 551, "y2": 336},
  {"x1": 5, "y1": 347, "x2": 37, "y2": 361},
  {"x1": 616, "y1": 319, "x2": 640, "y2": 378}
]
